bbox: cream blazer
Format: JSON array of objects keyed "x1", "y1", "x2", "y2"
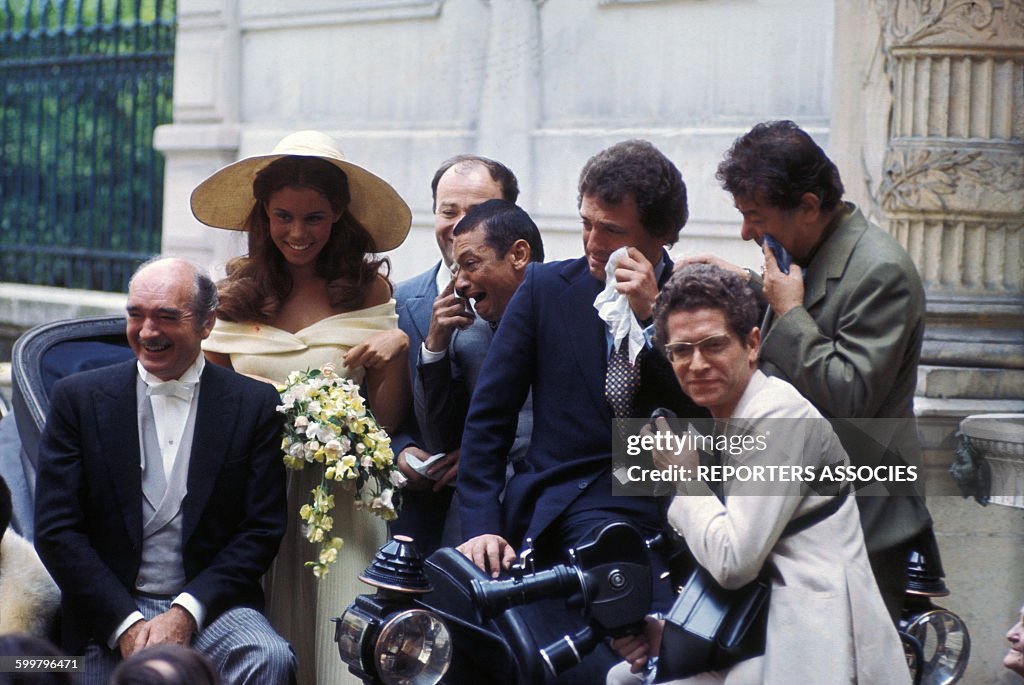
[{"x1": 665, "y1": 371, "x2": 910, "y2": 685}]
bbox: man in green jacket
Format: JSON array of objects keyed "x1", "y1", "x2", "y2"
[{"x1": 682, "y1": 119, "x2": 932, "y2": 621}]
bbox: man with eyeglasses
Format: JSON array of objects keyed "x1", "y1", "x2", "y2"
[
  {"x1": 680, "y1": 120, "x2": 932, "y2": 622},
  {"x1": 607, "y1": 262, "x2": 909, "y2": 685}
]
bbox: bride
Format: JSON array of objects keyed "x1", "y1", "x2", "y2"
[{"x1": 192, "y1": 130, "x2": 411, "y2": 685}]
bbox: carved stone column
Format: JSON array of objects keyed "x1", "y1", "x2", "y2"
[{"x1": 877, "y1": 0, "x2": 1024, "y2": 379}]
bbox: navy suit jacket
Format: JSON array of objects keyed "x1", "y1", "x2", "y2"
[
  {"x1": 34, "y1": 360, "x2": 287, "y2": 652},
  {"x1": 458, "y1": 254, "x2": 706, "y2": 549}
]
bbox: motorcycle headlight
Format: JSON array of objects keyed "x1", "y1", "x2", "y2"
[
  {"x1": 904, "y1": 607, "x2": 971, "y2": 685},
  {"x1": 336, "y1": 602, "x2": 452, "y2": 685},
  {"x1": 374, "y1": 609, "x2": 452, "y2": 685}
]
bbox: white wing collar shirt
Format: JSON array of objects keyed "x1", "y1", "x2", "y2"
[
  {"x1": 139, "y1": 354, "x2": 204, "y2": 476},
  {"x1": 107, "y1": 353, "x2": 206, "y2": 648}
]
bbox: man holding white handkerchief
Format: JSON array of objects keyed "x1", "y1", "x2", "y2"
[{"x1": 456, "y1": 140, "x2": 708, "y2": 588}]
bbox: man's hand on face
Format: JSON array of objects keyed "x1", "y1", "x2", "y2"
[
  {"x1": 457, "y1": 534, "x2": 517, "y2": 578},
  {"x1": 613, "y1": 247, "x2": 661, "y2": 322},
  {"x1": 762, "y1": 243, "x2": 804, "y2": 316},
  {"x1": 424, "y1": 280, "x2": 475, "y2": 353}
]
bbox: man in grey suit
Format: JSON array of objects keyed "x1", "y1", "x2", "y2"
[
  {"x1": 34, "y1": 258, "x2": 294, "y2": 684},
  {"x1": 413, "y1": 199, "x2": 544, "y2": 476},
  {"x1": 389, "y1": 155, "x2": 519, "y2": 555},
  {"x1": 682, "y1": 120, "x2": 933, "y2": 620}
]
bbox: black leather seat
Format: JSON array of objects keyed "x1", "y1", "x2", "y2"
[{"x1": 10, "y1": 315, "x2": 133, "y2": 534}]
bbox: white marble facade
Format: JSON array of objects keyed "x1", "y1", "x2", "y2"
[{"x1": 155, "y1": 0, "x2": 834, "y2": 281}]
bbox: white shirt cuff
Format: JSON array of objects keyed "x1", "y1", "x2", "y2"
[
  {"x1": 109, "y1": 611, "x2": 145, "y2": 649},
  {"x1": 172, "y1": 593, "x2": 206, "y2": 631},
  {"x1": 419, "y1": 342, "x2": 448, "y2": 364}
]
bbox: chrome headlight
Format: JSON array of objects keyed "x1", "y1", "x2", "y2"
[
  {"x1": 374, "y1": 609, "x2": 452, "y2": 685},
  {"x1": 335, "y1": 599, "x2": 452, "y2": 685},
  {"x1": 903, "y1": 607, "x2": 971, "y2": 685}
]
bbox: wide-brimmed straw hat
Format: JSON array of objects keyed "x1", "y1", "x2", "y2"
[{"x1": 190, "y1": 130, "x2": 411, "y2": 251}]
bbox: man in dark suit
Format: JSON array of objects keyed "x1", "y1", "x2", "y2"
[
  {"x1": 413, "y1": 199, "x2": 544, "y2": 470},
  {"x1": 682, "y1": 120, "x2": 933, "y2": 620},
  {"x1": 34, "y1": 258, "x2": 294, "y2": 685},
  {"x1": 390, "y1": 155, "x2": 519, "y2": 555},
  {"x1": 456, "y1": 140, "x2": 706, "y2": 582}
]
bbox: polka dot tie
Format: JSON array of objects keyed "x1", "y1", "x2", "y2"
[{"x1": 606, "y1": 339, "x2": 641, "y2": 419}]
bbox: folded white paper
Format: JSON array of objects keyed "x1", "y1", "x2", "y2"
[{"x1": 404, "y1": 451, "x2": 449, "y2": 481}]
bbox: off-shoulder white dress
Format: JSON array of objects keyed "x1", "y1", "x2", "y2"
[{"x1": 203, "y1": 302, "x2": 396, "y2": 685}]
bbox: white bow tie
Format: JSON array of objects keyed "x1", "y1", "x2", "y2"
[{"x1": 146, "y1": 380, "x2": 196, "y2": 402}]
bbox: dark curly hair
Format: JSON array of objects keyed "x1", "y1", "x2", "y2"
[
  {"x1": 653, "y1": 263, "x2": 759, "y2": 351},
  {"x1": 716, "y1": 120, "x2": 844, "y2": 212},
  {"x1": 216, "y1": 156, "x2": 389, "y2": 322},
  {"x1": 0, "y1": 635, "x2": 72, "y2": 684},
  {"x1": 577, "y1": 139, "x2": 688, "y2": 244}
]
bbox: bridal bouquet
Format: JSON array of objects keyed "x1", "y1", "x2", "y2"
[{"x1": 277, "y1": 363, "x2": 405, "y2": 578}]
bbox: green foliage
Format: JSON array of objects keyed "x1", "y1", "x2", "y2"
[
  {"x1": 1, "y1": 0, "x2": 174, "y2": 33},
  {"x1": 0, "y1": 0, "x2": 175, "y2": 292}
]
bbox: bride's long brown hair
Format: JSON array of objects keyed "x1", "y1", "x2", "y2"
[{"x1": 216, "y1": 156, "x2": 390, "y2": 323}]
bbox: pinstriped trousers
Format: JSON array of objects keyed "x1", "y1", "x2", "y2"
[{"x1": 77, "y1": 595, "x2": 296, "y2": 685}]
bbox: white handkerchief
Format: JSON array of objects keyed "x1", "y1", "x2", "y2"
[{"x1": 593, "y1": 246, "x2": 646, "y2": 364}]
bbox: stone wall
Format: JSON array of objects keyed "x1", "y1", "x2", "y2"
[{"x1": 155, "y1": 0, "x2": 834, "y2": 281}]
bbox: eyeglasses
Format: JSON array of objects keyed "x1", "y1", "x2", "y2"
[{"x1": 664, "y1": 333, "x2": 735, "y2": 362}]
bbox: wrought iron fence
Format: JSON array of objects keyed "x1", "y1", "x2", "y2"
[{"x1": 0, "y1": 0, "x2": 174, "y2": 292}]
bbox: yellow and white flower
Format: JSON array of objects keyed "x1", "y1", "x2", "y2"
[{"x1": 277, "y1": 365, "x2": 404, "y2": 578}]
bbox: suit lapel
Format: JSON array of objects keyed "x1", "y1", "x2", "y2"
[
  {"x1": 802, "y1": 209, "x2": 865, "y2": 311},
  {"x1": 559, "y1": 258, "x2": 609, "y2": 415},
  {"x1": 182, "y1": 365, "x2": 237, "y2": 543},
  {"x1": 95, "y1": 362, "x2": 144, "y2": 552},
  {"x1": 405, "y1": 263, "x2": 441, "y2": 344}
]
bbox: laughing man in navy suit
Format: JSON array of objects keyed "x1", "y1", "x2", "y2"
[
  {"x1": 456, "y1": 141, "x2": 707, "y2": 588},
  {"x1": 390, "y1": 155, "x2": 520, "y2": 555}
]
